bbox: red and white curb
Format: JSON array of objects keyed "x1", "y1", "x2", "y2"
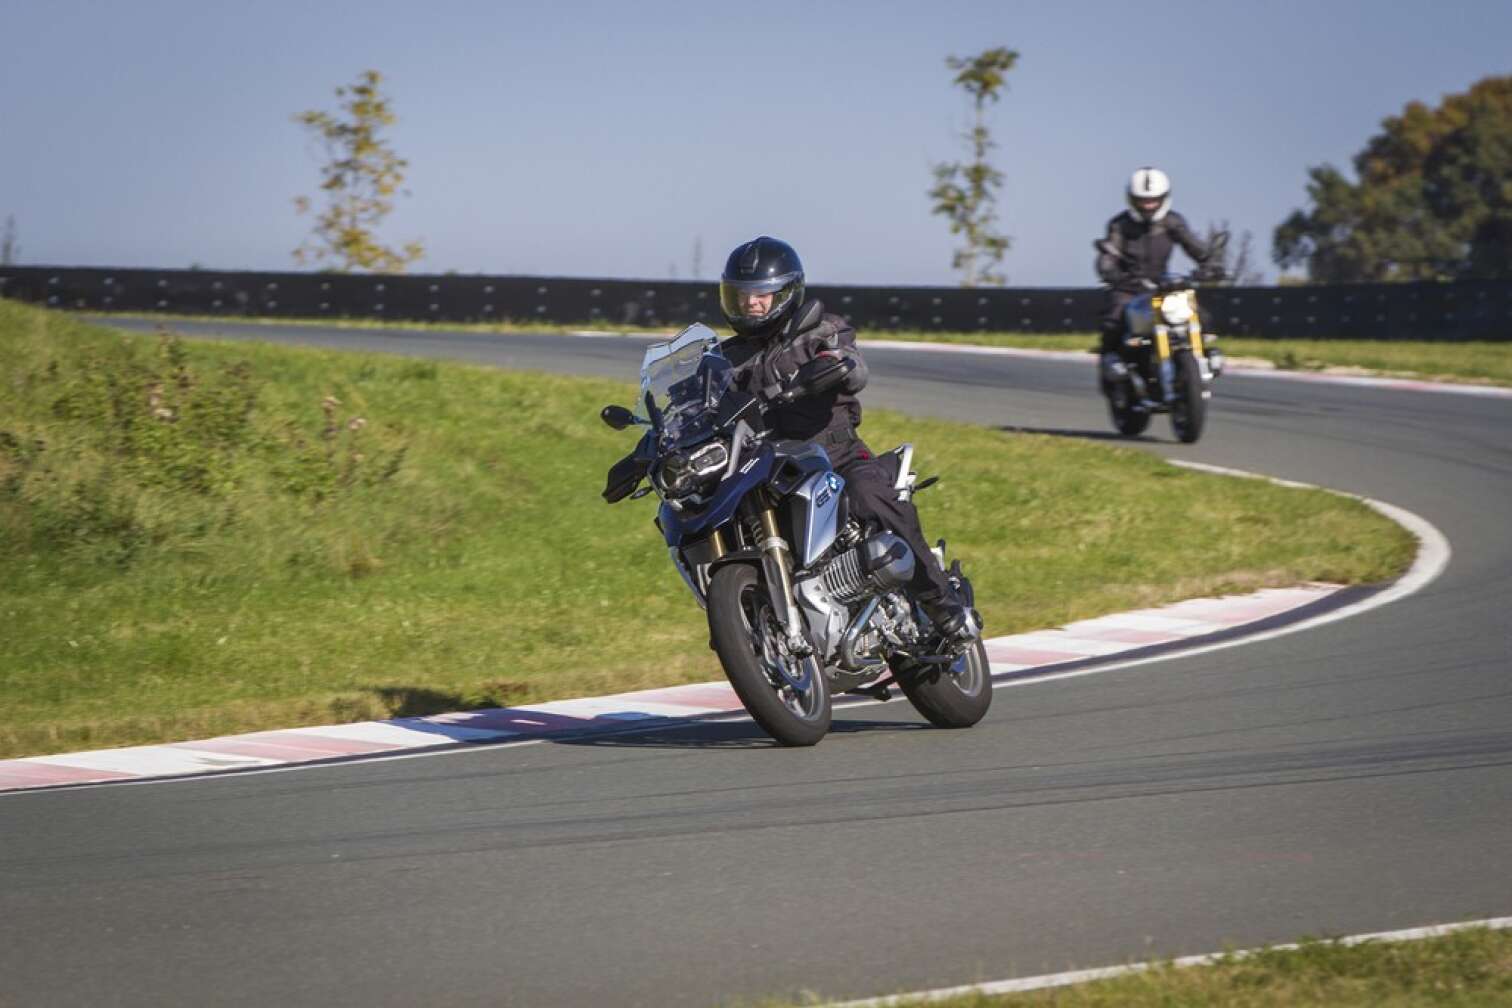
[
  {"x1": 982, "y1": 585, "x2": 1340, "y2": 670},
  {"x1": 826, "y1": 916, "x2": 1512, "y2": 1006},
  {"x1": 0, "y1": 464, "x2": 1449, "y2": 796},
  {"x1": 0, "y1": 583, "x2": 1345, "y2": 794}
]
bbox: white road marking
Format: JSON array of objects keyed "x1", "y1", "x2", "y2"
[
  {"x1": 982, "y1": 462, "x2": 1450, "y2": 693},
  {"x1": 855, "y1": 337, "x2": 1512, "y2": 398},
  {"x1": 825, "y1": 915, "x2": 1512, "y2": 1006}
]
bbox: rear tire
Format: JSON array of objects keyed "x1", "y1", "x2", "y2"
[
  {"x1": 707, "y1": 564, "x2": 831, "y2": 747},
  {"x1": 1170, "y1": 351, "x2": 1206, "y2": 443},
  {"x1": 894, "y1": 639, "x2": 993, "y2": 729}
]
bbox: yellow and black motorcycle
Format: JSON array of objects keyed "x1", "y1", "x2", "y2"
[{"x1": 1094, "y1": 236, "x2": 1227, "y2": 443}]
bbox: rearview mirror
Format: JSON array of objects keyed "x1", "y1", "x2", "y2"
[{"x1": 600, "y1": 405, "x2": 635, "y2": 430}]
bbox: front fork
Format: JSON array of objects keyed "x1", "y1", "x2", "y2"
[
  {"x1": 1154, "y1": 326, "x2": 1177, "y2": 404},
  {"x1": 756, "y1": 505, "x2": 814, "y2": 658}
]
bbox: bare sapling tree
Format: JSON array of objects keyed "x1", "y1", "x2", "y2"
[
  {"x1": 1, "y1": 215, "x2": 18, "y2": 265},
  {"x1": 1205, "y1": 220, "x2": 1263, "y2": 285},
  {"x1": 929, "y1": 47, "x2": 1018, "y2": 287},
  {"x1": 293, "y1": 70, "x2": 424, "y2": 273}
]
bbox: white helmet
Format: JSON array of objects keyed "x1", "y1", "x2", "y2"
[{"x1": 1127, "y1": 166, "x2": 1171, "y2": 222}]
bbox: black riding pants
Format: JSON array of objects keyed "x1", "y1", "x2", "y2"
[{"x1": 1099, "y1": 288, "x2": 1140, "y2": 355}]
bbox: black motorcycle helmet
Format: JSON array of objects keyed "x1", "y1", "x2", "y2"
[{"x1": 719, "y1": 236, "x2": 805, "y2": 338}]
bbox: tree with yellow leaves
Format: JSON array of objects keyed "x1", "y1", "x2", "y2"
[{"x1": 293, "y1": 70, "x2": 424, "y2": 273}]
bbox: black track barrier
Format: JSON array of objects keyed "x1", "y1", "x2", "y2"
[{"x1": 1, "y1": 266, "x2": 1508, "y2": 341}]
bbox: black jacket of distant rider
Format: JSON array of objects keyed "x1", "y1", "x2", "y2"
[
  {"x1": 720, "y1": 300, "x2": 869, "y2": 446},
  {"x1": 1096, "y1": 210, "x2": 1212, "y2": 290}
]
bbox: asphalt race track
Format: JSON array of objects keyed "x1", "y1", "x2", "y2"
[{"x1": 3, "y1": 318, "x2": 1510, "y2": 1007}]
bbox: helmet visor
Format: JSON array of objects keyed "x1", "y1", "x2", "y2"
[{"x1": 719, "y1": 272, "x2": 801, "y2": 329}]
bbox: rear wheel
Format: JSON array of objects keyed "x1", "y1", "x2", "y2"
[
  {"x1": 1170, "y1": 351, "x2": 1206, "y2": 443},
  {"x1": 707, "y1": 564, "x2": 831, "y2": 746},
  {"x1": 893, "y1": 639, "x2": 993, "y2": 729}
]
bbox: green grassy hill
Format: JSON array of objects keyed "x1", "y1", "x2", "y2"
[{"x1": 0, "y1": 301, "x2": 1414, "y2": 757}]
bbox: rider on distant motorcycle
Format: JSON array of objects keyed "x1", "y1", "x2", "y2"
[
  {"x1": 717, "y1": 235, "x2": 980, "y2": 644},
  {"x1": 1096, "y1": 168, "x2": 1223, "y2": 388}
]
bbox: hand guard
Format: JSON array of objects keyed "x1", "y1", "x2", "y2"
[{"x1": 773, "y1": 353, "x2": 855, "y2": 403}]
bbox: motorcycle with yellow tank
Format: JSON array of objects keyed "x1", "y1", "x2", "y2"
[{"x1": 1094, "y1": 233, "x2": 1228, "y2": 443}]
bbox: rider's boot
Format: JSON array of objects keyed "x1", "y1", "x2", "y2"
[
  {"x1": 919, "y1": 587, "x2": 982, "y2": 646},
  {"x1": 1102, "y1": 352, "x2": 1152, "y2": 411},
  {"x1": 1099, "y1": 352, "x2": 1128, "y2": 392}
]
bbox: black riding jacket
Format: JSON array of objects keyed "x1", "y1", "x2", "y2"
[
  {"x1": 1096, "y1": 210, "x2": 1212, "y2": 291},
  {"x1": 600, "y1": 300, "x2": 868, "y2": 503},
  {"x1": 721, "y1": 299, "x2": 869, "y2": 449}
]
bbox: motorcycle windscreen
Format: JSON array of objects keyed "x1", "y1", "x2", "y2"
[{"x1": 639, "y1": 324, "x2": 734, "y2": 448}]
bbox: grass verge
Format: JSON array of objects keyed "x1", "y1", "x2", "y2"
[
  {"x1": 85, "y1": 311, "x2": 1512, "y2": 388},
  {"x1": 783, "y1": 927, "x2": 1512, "y2": 1007},
  {"x1": 2, "y1": 301, "x2": 1414, "y2": 758}
]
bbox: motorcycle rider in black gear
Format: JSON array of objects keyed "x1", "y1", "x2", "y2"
[
  {"x1": 1096, "y1": 168, "x2": 1219, "y2": 388},
  {"x1": 717, "y1": 236, "x2": 981, "y2": 644}
]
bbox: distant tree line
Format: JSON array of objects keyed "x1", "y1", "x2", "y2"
[{"x1": 1274, "y1": 75, "x2": 1512, "y2": 282}]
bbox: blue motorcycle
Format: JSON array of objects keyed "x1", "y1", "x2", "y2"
[{"x1": 602, "y1": 325, "x2": 990, "y2": 746}]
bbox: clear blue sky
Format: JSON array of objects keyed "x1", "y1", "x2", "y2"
[{"x1": 3, "y1": 0, "x2": 1509, "y2": 286}]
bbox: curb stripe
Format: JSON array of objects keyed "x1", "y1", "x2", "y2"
[
  {"x1": 0, "y1": 465, "x2": 1451, "y2": 796},
  {"x1": 0, "y1": 584, "x2": 1343, "y2": 794},
  {"x1": 825, "y1": 916, "x2": 1512, "y2": 1006}
]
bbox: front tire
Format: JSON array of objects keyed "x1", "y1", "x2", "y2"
[
  {"x1": 707, "y1": 564, "x2": 831, "y2": 747},
  {"x1": 893, "y1": 639, "x2": 993, "y2": 729},
  {"x1": 1170, "y1": 350, "x2": 1206, "y2": 443}
]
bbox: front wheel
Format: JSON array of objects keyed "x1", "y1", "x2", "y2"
[
  {"x1": 1170, "y1": 350, "x2": 1207, "y2": 443},
  {"x1": 893, "y1": 639, "x2": 993, "y2": 729},
  {"x1": 707, "y1": 564, "x2": 831, "y2": 746}
]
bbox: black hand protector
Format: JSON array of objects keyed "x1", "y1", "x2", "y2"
[
  {"x1": 603, "y1": 452, "x2": 650, "y2": 503},
  {"x1": 790, "y1": 354, "x2": 854, "y2": 397},
  {"x1": 603, "y1": 432, "x2": 655, "y2": 503}
]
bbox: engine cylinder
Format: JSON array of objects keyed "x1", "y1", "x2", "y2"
[{"x1": 819, "y1": 532, "x2": 915, "y2": 604}]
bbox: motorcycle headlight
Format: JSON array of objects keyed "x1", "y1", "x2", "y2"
[
  {"x1": 685, "y1": 440, "x2": 728, "y2": 477},
  {"x1": 656, "y1": 440, "x2": 729, "y2": 498},
  {"x1": 1160, "y1": 292, "x2": 1193, "y2": 326}
]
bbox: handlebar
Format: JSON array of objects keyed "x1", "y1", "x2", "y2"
[{"x1": 771, "y1": 354, "x2": 856, "y2": 404}]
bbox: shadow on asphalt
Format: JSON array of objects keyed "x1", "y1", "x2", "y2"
[{"x1": 553, "y1": 716, "x2": 926, "y2": 750}]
